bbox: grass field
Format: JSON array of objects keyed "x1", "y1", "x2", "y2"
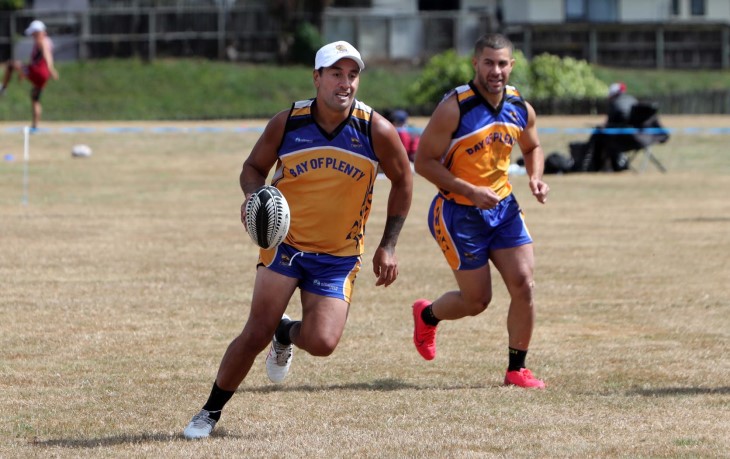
[{"x1": 1, "y1": 116, "x2": 729, "y2": 458}]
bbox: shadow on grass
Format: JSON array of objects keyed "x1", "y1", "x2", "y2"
[
  {"x1": 30, "y1": 379, "x2": 494, "y2": 449},
  {"x1": 31, "y1": 428, "x2": 243, "y2": 449},
  {"x1": 242, "y1": 377, "x2": 491, "y2": 393},
  {"x1": 628, "y1": 386, "x2": 730, "y2": 396},
  {"x1": 674, "y1": 217, "x2": 730, "y2": 223},
  {"x1": 29, "y1": 379, "x2": 493, "y2": 449}
]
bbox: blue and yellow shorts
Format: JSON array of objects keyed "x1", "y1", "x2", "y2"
[
  {"x1": 428, "y1": 193, "x2": 532, "y2": 271},
  {"x1": 258, "y1": 243, "x2": 362, "y2": 303}
]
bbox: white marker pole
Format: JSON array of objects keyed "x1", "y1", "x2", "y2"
[{"x1": 22, "y1": 126, "x2": 30, "y2": 206}]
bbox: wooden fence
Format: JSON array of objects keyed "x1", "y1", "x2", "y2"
[
  {"x1": 4, "y1": 6, "x2": 730, "y2": 70},
  {"x1": 506, "y1": 22, "x2": 730, "y2": 70},
  {"x1": 0, "y1": 5, "x2": 286, "y2": 62},
  {"x1": 3, "y1": 7, "x2": 730, "y2": 113}
]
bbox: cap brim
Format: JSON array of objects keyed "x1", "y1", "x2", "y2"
[{"x1": 319, "y1": 55, "x2": 364, "y2": 71}]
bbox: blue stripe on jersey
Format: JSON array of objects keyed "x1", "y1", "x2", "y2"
[
  {"x1": 279, "y1": 99, "x2": 377, "y2": 162},
  {"x1": 453, "y1": 82, "x2": 528, "y2": 140}
]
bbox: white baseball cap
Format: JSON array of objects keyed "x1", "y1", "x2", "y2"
[
  {"x1": 314, "y1": 41, "x2": 364, "y2": 71},
  {"x1": 25, "y1": 20, "x2": 46, "y2": 36},
  {"x1": 608, "y1": 82, "x2": 626, "y2": 98}
]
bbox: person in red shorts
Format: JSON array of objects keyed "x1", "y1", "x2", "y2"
[{"x1": 0, "y1": 20, "x2": 59, "y2": 130}]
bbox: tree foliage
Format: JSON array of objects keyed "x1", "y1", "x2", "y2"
[
  {"x1": 528, "y1": 53, "x2": 607, "y2": 100},
  {"x1": 287, "y1": 21, "x2": 323, "y2": 66},
  {"x1": 0, "y1": 0, "x2": 24, "y2": 10},
  {"x1": 406, "y1": 49, "x2": 472, "y2": 107},
  {"x1": 406, "y1": 49, "x2": 607, "y2": 109}
]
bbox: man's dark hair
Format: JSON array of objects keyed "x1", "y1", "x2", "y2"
[{"x1": 474, "y1": 33, "x2": 514, "y2": 57}]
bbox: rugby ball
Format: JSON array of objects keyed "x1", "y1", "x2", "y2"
[
  {"x1": 245, "y1": 185, "x2": 290, "y2": 249},
  {"x1": 71, "y1": 144, "x2": 92, "y2": 158}
]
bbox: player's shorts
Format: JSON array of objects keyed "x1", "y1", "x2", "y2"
[
  {"x1": 428, "y1": 193, "x2": 532, "y2": 271},
  {"x1": 24, "y1": 64, "x2": 50, "y2": 90},
  {"x1": 258, "y1": 242, "x2": 361, "y2": 303}
]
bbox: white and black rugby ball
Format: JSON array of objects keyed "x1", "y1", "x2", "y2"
[
  {"x1": 245, "y1": 185, "x2": 291, "y2": 249},
  {"x1": 71, "y1": 144, "x2": 92, "y2": 158}
]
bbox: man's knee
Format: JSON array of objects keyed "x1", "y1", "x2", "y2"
[
  {"x1": 510, "y1": 277, "x2": 535, "y2": 306},
  {"x1": 301, "y1": 334, "x2": 339, "y2": 357},
  {"x1": 463, "y1": 294, "x2": 492, "y2": 316}
]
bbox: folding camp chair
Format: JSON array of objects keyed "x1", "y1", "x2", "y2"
[
  {"x1": 573, "y1": 102, "x2": 670, "y2": 173},
  {"x1": 623, "y1": 102, "x2": 671, "y2": 173}
]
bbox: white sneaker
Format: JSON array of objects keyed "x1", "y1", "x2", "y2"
[
  {"x1": 265, "y1": 314, "x2": 293, "y2": 383},
  {"x1": 183, "y1": 409, "x2": 217, "y2": 439}
]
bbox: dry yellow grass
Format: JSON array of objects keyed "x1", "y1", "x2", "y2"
[{"x1": 1, "y1": 116, "x2": 728, "y2": 458}]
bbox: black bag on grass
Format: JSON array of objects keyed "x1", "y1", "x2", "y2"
[{"x1": 544, "y1": 152, "x2": 574, "y2": 174}]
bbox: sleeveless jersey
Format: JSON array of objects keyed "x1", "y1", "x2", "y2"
[
  {"x1": 28, "y1": 43, "x2": 50, "y2": 74},
  {"x1": 26, "y1": 42, "x2": 51, "y2": 88},
  {"x1": 439, "y1": 82, "x2": 528, "y2": 205},
  {"x1": 271, "y1": 99, "x2": 379, "y2": 256}
]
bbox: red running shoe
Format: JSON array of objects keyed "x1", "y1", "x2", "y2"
[
  {"x1": 504, "y1": 368, "x2": 546, "y2": 389},
  {"x1": 412, "y1": 299, "x2": 437, "y2": 360}
]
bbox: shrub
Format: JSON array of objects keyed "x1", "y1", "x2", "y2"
[
  {"x1": 406, "y1": 48, "x2": 531, "y2": 109},
  {"x1": 287, "y1": 22, "x2": 323, "y2": 66},
  {"x1": 0, "y1": 0, "x2": 24, "y2": 10},
  {"x1": 528, "y1": 53, "x2": 607, "y2": 100},
  {"x1": 406, "y1": 49, "x2": 472, "y2": 108},
  {"x1": 509, "y1": 49, "x2": 530, "y2": 95},
  {"x1": 406, "y1": 48, "x2": 607, "y2": 109}
]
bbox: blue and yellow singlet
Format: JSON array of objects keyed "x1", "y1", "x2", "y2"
[
  {"x1": 440, "y1": 82, "x2": 528, "y2": 205},
  {"x1": 271, "y1": 99, "x2": 379, "y2": 256}
]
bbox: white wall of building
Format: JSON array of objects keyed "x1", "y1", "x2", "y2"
[
  {"x1": 502, "y1": 0, "x2": 563, "y2": 24},
  {"x1": 372, "y1": 0, "x2": 417, "y2": 13},
  {"x1": 461, "y1": 0, "x2": 499, "y2": 13},
  {"x1": 620, "y1": 0, "x2": 730, "y2": 21},
  {"x1": 620, "y1": 0, "x2": 672, "y2": 22},
  {"x1": 500, "y1": 0, "x2": 730, "y2": 23},
  {"x1": 529, "y1": 0, "x2": 564, "y2": 22},
  {"x1": 704, "y1": 0, "x2": 730, "y2": 19}
]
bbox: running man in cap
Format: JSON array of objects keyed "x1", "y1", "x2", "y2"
[
  {"x1": 182, "y1": 40, "x2": 412, "y2": 439},
  {"x1": 0, "y1": 20, "x2": 59, "y2": 131}
]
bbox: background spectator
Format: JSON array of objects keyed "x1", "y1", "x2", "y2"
[{"x1": 390, "y1": 109, "x2": 420, "y2": 162}]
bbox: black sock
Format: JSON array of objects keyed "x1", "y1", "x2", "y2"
[
  {"x1": 202, "y1": 382, "x2": 234, "y2": 420},
  {"x1": 508, "y1": 347, "x2": 528, "y2": 372},
  {"x1": 421, "y1": 305, "x2": 440, "y2": 326},
  {"x1": 274, "y1": 317, "x2": 297, "y2": 346}
]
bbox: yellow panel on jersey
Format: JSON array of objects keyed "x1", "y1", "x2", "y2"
[
  {"x1": 439, "y1": 82, "x2": 528, "y2": 205},
  {"x1": 271, "y1": 99, "x2": 379, "y2": 256}
]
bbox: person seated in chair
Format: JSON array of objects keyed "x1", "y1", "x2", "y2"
[
  {"x1": 589, "y1": 82, "x2": 638, "y2": 171},
  {"x1": 606, "y1": 82, "x2": 638, "y2": 128}
]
